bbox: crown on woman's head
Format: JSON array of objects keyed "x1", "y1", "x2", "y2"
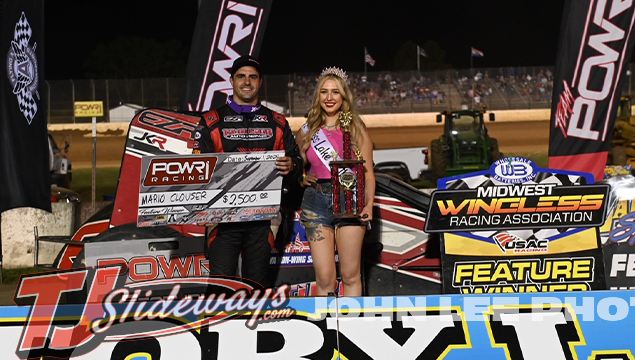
[{"x1": 320, "y1": 66, "x2": 348, "y2": 82}]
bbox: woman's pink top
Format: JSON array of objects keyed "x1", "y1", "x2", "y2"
[{"x1": 306, "y1": 128, "x2": 344, "y2": 179}]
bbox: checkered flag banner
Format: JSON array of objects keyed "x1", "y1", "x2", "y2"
[
  {"x1": 1, "y1": 0, "x2": 50, "y2": 213},
  {"x1": 13, "y1": 12, "x2": 32, "y2": 47},
  {"x1": 11, "y1": 12, "x2": 38, "y2": 123}
]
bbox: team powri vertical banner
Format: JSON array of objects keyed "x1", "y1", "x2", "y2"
[
  {"x1": 548, "y1": 0, "x2": 635, "y2": 181},
  {"x1": 0, "y1": 0, "x2": 50, "y2": 213},
  {"x1": 183, "y1": 0, "x2": 272, "y2": 112}
]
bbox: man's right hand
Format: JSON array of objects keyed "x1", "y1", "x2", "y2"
[{"x1": 276, "y1": 156, "x2": 294, "y2": 175}]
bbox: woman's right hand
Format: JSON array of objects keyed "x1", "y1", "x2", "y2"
[{"x1": 301, "y1": 172, "x2": 318, "y2": 187}]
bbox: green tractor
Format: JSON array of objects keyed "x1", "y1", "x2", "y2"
[
  {"x1": 610, "y1": 95, "x2": 635, "y2": 167},
  {"x1": 429, "y1": 109, "x2": 502, "y2": 179}
]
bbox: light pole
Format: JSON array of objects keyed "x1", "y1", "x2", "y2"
[{"x1": 287, "y1": 80, "x2": 294, "y2": 116}]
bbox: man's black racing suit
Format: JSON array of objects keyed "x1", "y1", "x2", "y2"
[{"x1": 195, "y1": 103, "x2": 301, "y2": 287}]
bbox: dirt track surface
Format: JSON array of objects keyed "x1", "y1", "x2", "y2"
[
  {"x1": 369, "y1": 120, "x2": 550, "y2": 154},
  {"x1": 50, "y1": 119, "x2": 550, "y2": 169}
]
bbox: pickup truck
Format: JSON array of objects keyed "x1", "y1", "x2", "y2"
[{"x1": 373, "y1": 146, "x2": 428, "y2": 182}]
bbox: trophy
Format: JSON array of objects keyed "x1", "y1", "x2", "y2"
[{"x1": 330, "y1": 112, "x2": 366, "y2": 218}]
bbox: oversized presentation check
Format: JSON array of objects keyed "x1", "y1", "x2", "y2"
[{"x1": 137, "y1": 151, "x2": 284, "y2": 227}]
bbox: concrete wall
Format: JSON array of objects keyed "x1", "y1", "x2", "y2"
[{"x1": 1, "y1": 203, "x2": 77, "y2": 268}]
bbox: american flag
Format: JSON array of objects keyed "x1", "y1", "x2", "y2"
[
  {"x1": 364, "y1": 47, "x2": 376, "y2": 66},
  {"x1": 470, "y1": 47, "x2": 485, "y2": 57},
  {"x1": 417, "y1": 45, "x2": 427, "y2": 57},
  {"x1": 292, "y1": 233, "x2": 305, "y2": 251}
]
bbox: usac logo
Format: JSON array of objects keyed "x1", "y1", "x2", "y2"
[{"x1": 494, "y1": 232, "x2": 548, "y2": 253}]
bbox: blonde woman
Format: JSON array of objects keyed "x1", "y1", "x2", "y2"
[{"x1": 295, "y1": 67, "x2": 375, "y2": 296}]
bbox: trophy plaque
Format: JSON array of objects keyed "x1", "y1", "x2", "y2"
[{"x1": 330, "y1": 112, "x2": 365, "y2": 218}]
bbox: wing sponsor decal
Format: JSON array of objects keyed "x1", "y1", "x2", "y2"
[
  {"x1": 429, "y1": 157, "x2": 608, "y2": 293},
  {"x1": 426, "y1": 184, "x2": 609, "y2": 232},
  {"x1": 132, "y1": 130, "x2": 167, "y2": 150},
  {"x1": 136, "y1": 110, "x2": 198, "y2": 140}
]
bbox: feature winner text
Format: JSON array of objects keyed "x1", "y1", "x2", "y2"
[
  {"x1": 453, "y1": 258, "x2": 594, "y2": 293},
  {"x1": 426, "y1": 183, "x2": 608, "y2": 232}
]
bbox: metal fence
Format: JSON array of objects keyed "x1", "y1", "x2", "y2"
[{"x1": 46, "y1": 64, "x2": 635, "y2": 123}]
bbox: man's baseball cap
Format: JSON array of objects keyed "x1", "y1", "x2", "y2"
[{"x1": 230, "y1": 55, "x2": 262, "y2": 76}]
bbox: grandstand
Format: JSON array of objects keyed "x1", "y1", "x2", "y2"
[{"x1": 46, "y1": 65, "x2": 628, "y2": 123}]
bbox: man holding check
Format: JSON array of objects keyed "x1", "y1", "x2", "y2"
[{"x1": 194, "y1": 55, "x2": 302, "y2": 288}]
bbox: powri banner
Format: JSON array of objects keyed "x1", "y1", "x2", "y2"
[
  {"x1": 183, "y1": 0, "x2": 272, "y2": 111},
  {"x1": 548, "y1": 0, "x2": 635, "y2": 181}
]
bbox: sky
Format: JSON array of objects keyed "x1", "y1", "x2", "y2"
[{"x1": 44, "y1": 1, "x2": 566, "y2": 79}]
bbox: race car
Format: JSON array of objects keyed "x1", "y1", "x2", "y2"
[{"x1": 50, "y1": 108, "x2": 440, "y2": 296}]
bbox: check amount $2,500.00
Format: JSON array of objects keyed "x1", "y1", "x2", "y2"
[{"x1": 219, "y1": 191, "x2": 275, "y2": 207}]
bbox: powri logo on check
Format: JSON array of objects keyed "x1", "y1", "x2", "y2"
[{"x1": 144, "y1": 156, "x2": 217, "y2": 186}]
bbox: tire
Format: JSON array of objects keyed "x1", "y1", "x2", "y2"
[
  {"x1": 385, "y1": 172, "x2": 405, "y2": 182},
  {"x1": 430, "y1": 139, "x2": 447, "y2": 179},
  {"x1": 374, "y1": 161, "x2": 411, "y2": 183}
]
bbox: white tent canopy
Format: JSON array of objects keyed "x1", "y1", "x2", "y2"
[{"x1": 109, "y1": 103, "x2": 144, "y2": 123}]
